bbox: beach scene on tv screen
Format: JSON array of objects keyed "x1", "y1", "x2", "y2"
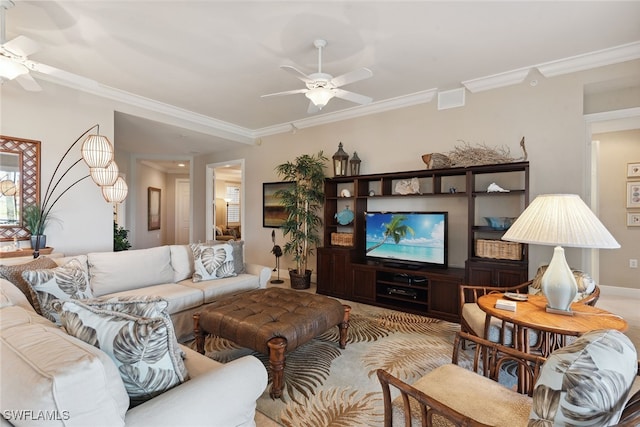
[{"x1": 365, "y1": 212, "x2": 446, "y2": 264}]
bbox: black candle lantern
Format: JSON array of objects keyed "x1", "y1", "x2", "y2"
[
  {"x1": 332, "y1": 142, "x2": 349, "y2": 177},
  {"x1": 350, "y1": 151, "x2": 361, "y2": 176}
]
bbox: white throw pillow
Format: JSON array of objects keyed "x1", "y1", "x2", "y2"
[
  {"x1": 56, "y1": 299, "x2": 188, "y2": 407},
  {"x1": 22, "y1": 258, "x2": 93, "y2": 324},
  {"x1": 190, "y1": 243, "x2": 236, "y2": 282}
]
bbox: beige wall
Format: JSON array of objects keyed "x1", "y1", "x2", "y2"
[
  {"x1": 134, "y1": 161, "x2": 166, "y2": 249},
  {"x1": 594, "y1": 129, "x2": 640, "y2": 288},
  {"x1": 2, "y1": 58, "x2": 639, "y2": 287},
  {"x1": 199, "y1": 60, "x2": 640, "y2": 282},
  {"x1": 0, "y1": 81, "x2": 115, "y2": 256}
]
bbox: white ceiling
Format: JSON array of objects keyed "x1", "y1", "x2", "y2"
[{"x1": 5, "y1": 1, "x2": 640, "y2": 158}]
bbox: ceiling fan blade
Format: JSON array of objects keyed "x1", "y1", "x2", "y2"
[
  {"x1": 15, "y1": 73, "x2": 41, "y2": 92},
  {"x1": 280, "y1": 65, "x2": 313, "y2": 83},
  {"x1": 261, "y1": 88, "x2": 309, "y2": 98},
  {"x1": 3, "y1": 35, "x2": 40, "y2": 57},
  {"x1": 330, "y1": 68, "x2": 373, "y2": 88},
  {"x1": 307, "y1": 101, "x2": 320, "y2": 114},
  {"x1": 333, "y1": 88, "x2": 373, "y2": 105}
]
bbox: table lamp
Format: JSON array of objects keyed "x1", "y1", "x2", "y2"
[{"x1": 502, "y1": 194, "x2": 620, "y2": 315}]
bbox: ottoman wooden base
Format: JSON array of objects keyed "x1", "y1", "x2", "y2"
[{"x1": 193, "y1": 287, "x2": 350, "y2": 398}]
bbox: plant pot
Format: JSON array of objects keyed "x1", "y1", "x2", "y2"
[
  {"x1": 30, "y1": 235, "x2": 47, "y2": 251},
  {"x1": 289, "y1": 269, "x2": 312, "y2": 290}
]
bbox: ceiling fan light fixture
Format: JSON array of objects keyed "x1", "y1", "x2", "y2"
[
  {"x1": 305, "y1": 87, "x2": 335, "y2": 109},
  {"x1": 0, "y1": 55, "x2": 28, "y2": 80}
]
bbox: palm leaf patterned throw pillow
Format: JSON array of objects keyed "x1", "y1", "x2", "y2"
[
  {"x1": 80, "y1": 296, "x2": 187, "y2": 376},
  {"x1": 528, "y1": 329, "x2": 637, "y2": 426},
  {"x1": 190, "y1": 243, "x2": 236, "y2": 282},
  {"x1": 22, "y1": 258, "x2": 93, "y2": 324},
  {"x1": 56, "y1": 299, "x2": 188, "y2": 406}
]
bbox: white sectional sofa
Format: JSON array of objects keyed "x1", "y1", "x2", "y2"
[
  {"x1": 58, "y1": 244, "x2": 272, "y2": 341},
  {"x1": 0, "y1": 244, "x2": 272, "y2": 426}
]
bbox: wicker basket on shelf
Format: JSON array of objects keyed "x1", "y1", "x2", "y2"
[
  {"x1": 331, "y1": 232, "x2": 354, "y2": 247},
  {"x1": 476, "y1": 239, "x2": 522, "y2": 260}
]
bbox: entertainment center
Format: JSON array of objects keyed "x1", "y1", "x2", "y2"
[{"x1": 317, "y1": 161, "x2": 529, "y2": 322}]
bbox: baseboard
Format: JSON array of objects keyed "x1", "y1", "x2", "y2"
[{"x1": 599, "y1": 285, "x2": 640, "y2": 299}]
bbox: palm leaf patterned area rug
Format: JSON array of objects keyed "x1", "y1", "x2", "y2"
[{"x1": 188, "y1": 299, "x2": 475, "y2": 426}]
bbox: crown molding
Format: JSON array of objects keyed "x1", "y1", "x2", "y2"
[
  {"x1": 463, "y1": 41, "x2": 640, "y2": 93},
  {"x1": 29, "y1": 41, "x2": 640, "y2": 143},
  {"x1": 252, "y1": 89, "x2": 438, "y2": 138},
  {"x1": 462, "y1": 68, "x2": 530, "y2": 93},
  {"x1": 32, "y1": 70, "x2": 256, "y2": 145},
  {"x1": 537, "y1": 41, "x2": 640, "y2": 77}
]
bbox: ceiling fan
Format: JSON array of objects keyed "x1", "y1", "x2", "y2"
[
  {"x1": 262, "y1": 39, "x2": 373, "y2": 114},
  {"x1": 0, "y1": 0, "x2": 43, "y2": 91}
]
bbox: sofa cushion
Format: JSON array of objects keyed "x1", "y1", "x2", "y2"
[
  {"x1": 57, "y1": 299, "x2": 189, "y2": 407},
  {"x1": 179, "y1": 273, "x2": 260, "y2": 304},
  {"x1": 88, "y1": 246, "x2": 174, "y2": 297},
  {"x1": 104, "y1": 283, "x2": 203, "y2": 314},
  {"x1": 0, "y1": 322, "x2": 129, "y2": 426},
  {"x1": 190, "y1": 243, "x2": 236, "y2": 282},
  {"x1": 0, "y1": 278, "x2": 35, "y2": 312},
  {"x1": 169, "y1": 245, "x2": 194, "y2": 282},
  {"x1": 22, "y1": 258, "x2": 93, "y2": 324},
  {"x1": 0, "y1": 257, "x2": 58, "y2": 314},
  {"x1": 0, "y1": 305, "x2": 54, "y2": 330},
  {"x1": 529, "y1": 329, "x2": 638, "y2": 426}
]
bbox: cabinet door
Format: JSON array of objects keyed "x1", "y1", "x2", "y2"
[
  {"x1": 317, "y1": 249, "x2": 350, "y2": 298},
  {"x1": 351, "y1": 266, "x2": 376, "y2": 303},
  {"x1": 429, "y1": 277, "x2": 461, "y2": 321},
  {"x1": 494, "y1": 268, "x2": 527, "y2": 287},
  {"x1": 467, "y1": 262, "x2": 495, "y2": 286}
]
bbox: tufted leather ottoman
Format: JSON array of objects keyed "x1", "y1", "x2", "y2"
[{"x1": 194, "y1": 287, "x2": 350, "y2": 398}]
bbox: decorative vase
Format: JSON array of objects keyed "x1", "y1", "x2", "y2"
[
  {"x1": 30, "y1": 235, "x2": 47, "y2": 251},
  {"x1": 289, "y1": 269, "x2": 312, "y2": 290},
  {"x1": 541, "y1": 246, "x2": 577, "y2": 312}
]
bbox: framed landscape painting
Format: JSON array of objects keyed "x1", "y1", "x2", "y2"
[{"x1": 263, "y1": 181, "x2": 294, "y2": 228}]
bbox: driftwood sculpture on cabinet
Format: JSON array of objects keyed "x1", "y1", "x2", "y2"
[{"x1": 423, "y1": 137, "x2": 527, "y2": 169}]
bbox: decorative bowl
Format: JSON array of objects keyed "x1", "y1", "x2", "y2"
[{"x1": 484, "y1": 216, "x2": 517, "y2": 230}]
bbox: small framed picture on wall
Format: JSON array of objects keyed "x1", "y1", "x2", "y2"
[
  {"x1": 627, "y1": 182, "x2": 640, "y2": 208},
  {"x1": 627, "y1": 162, "x2": 640, "y2": 178},
  {"x1": 627, "y1": 212, "x2": 640, "y2": 227}
]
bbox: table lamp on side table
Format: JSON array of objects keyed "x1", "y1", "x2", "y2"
[{"x1": 502, "y1": 194, "x2": 620, "y2": 315}]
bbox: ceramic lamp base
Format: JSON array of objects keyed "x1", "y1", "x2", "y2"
[{"x1": 541, "y1": 246, "x2": 578, "y2": 312}]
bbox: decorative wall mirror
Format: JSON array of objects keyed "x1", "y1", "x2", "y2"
[{"x1": 0, "y1": 136, "x2": 40, "y2": 241}]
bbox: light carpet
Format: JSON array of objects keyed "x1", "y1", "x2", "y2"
[{"x1": 187, "y1": 299, "x2": 464, "y2": 427}]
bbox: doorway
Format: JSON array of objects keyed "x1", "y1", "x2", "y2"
[{"x1": 206, "y1": 160, "x2": 244, "y2": 242}]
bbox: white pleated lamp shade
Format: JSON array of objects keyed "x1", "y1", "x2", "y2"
[
  {"x1": 90, "y1": 161, "x2": 119, "y2": 186},
  {"x1": 502, "y1": 194, "x2": 620, "y2": 249},
  {"x1": 81, "y1": 135, "x2": 114, "y2": 168},
  {"x1": 102, "y1": 176, "x2": 128, "y2": 203}
]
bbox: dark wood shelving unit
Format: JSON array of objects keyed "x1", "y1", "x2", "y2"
[{"x1": 317, "y1": 161, "x2": 529, "y2": 322}]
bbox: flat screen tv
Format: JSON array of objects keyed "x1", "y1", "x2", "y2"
[{"x1": 364, "y1": 211, "x2": 448, "y2": 269}]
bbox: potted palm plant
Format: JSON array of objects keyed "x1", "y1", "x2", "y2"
[
  {"x1": 23, "y1": 204, "x2": 50, "y2": 254},
  {"x1": 275, "y1": 151, "x2": 328, "y2": 289}
]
